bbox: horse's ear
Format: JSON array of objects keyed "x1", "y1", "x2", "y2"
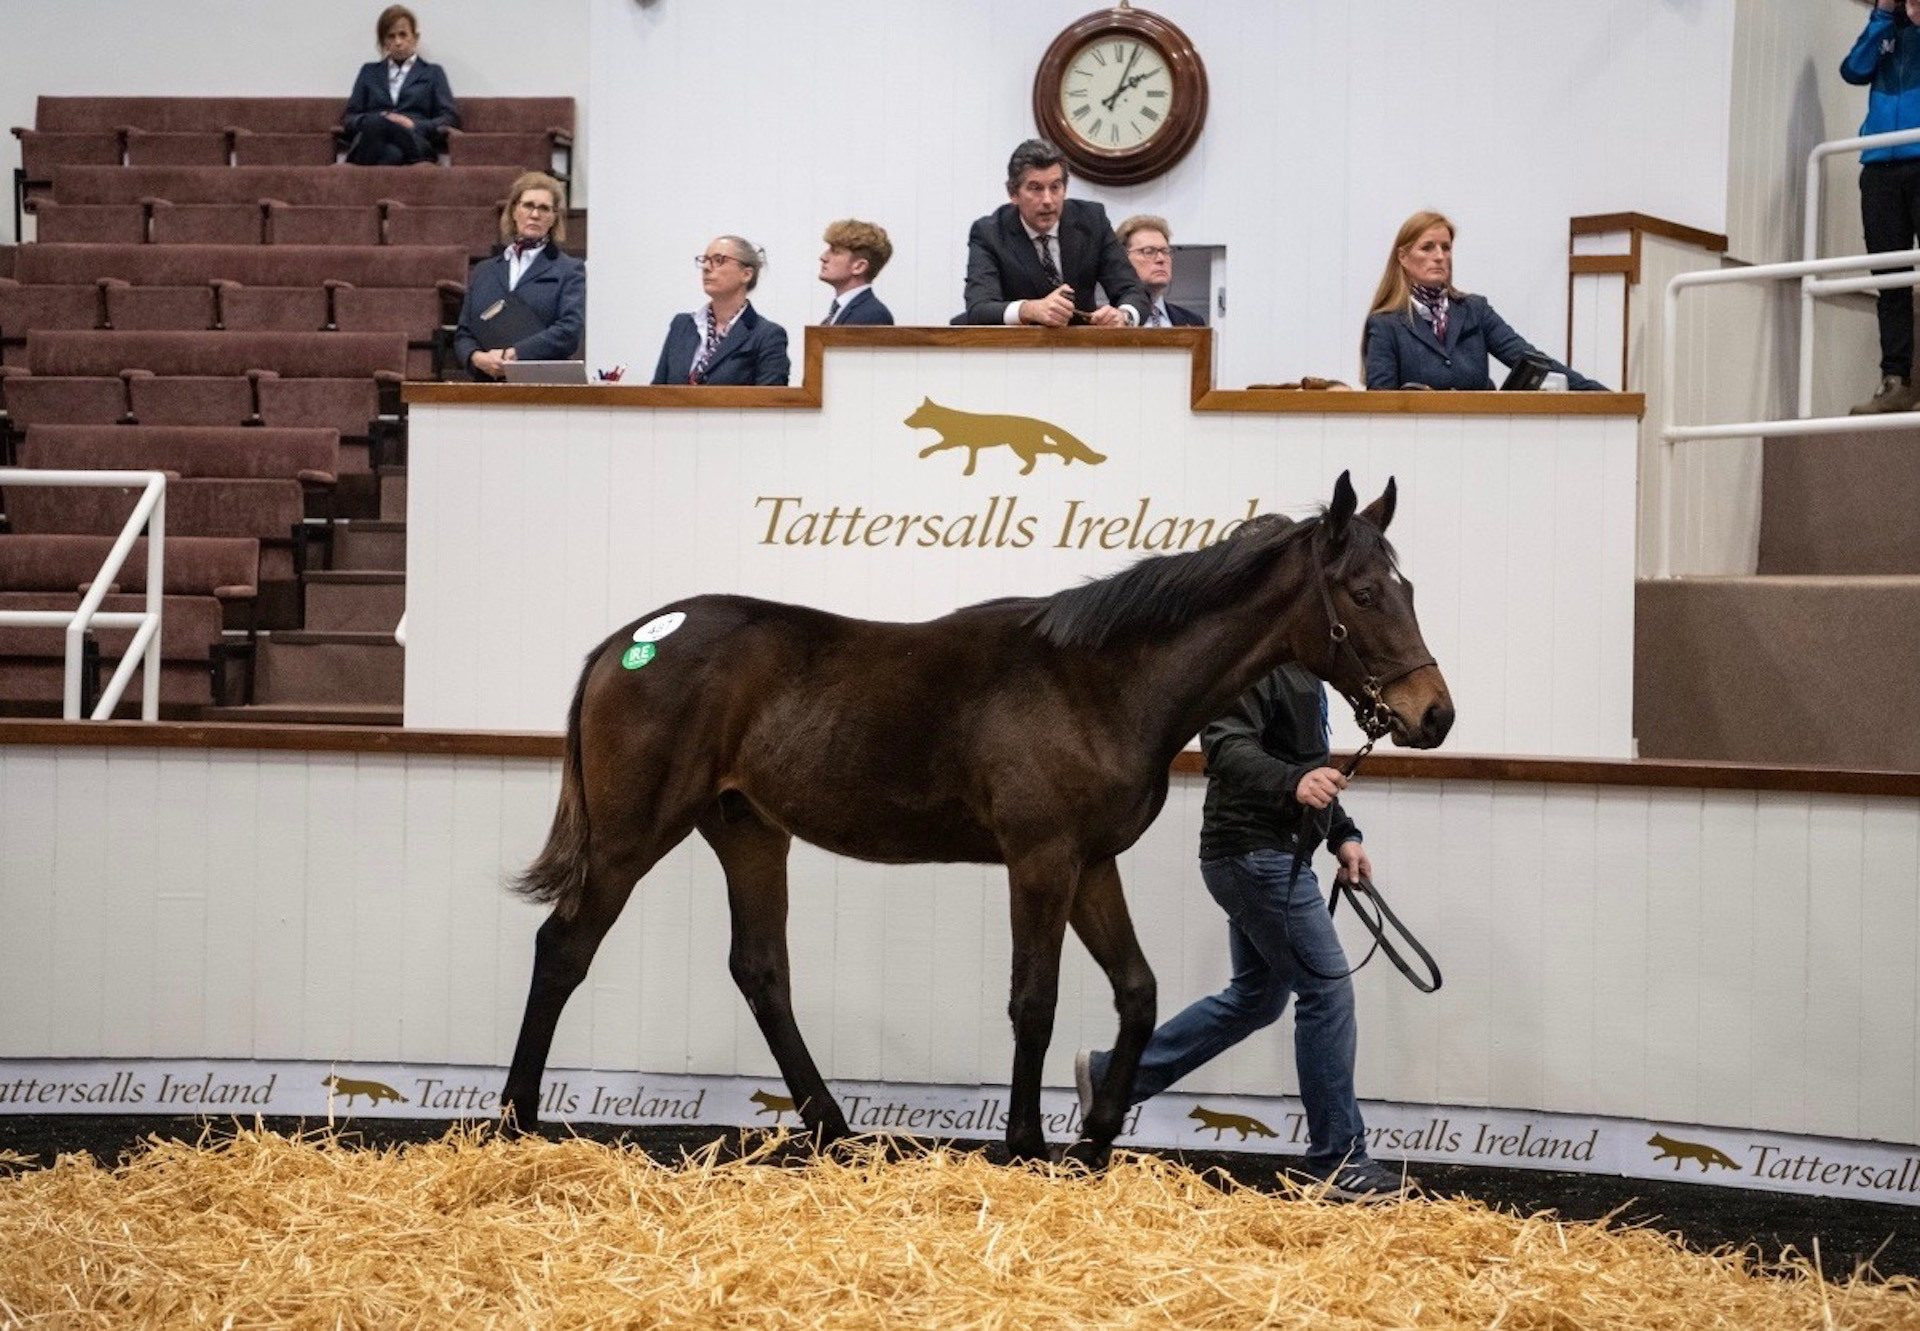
[
  {"x1": 1326, "y1": 470, "x2": 1358, "y2": 542},
  {"x1": 1359, "y1": 476, "x2": 1397, "y2": 532}
]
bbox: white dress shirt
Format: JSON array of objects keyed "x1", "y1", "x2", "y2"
[
  {"x1": 824, "y1": 283, "x2": 872, "y2": 324},
  {"x1": 504, "y1": 241, "x2": 545, "y2": 292},
  {"x1": 386, "y1": 57, "x2": 416, "y2": 102}
]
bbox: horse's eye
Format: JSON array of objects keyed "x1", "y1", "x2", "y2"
[{"x1": 1352, "y1": 586, "x2": 1377, "y2": 608}]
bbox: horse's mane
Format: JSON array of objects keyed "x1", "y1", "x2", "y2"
[{"x1": 1026, "y1": 509, "x2": 1393, "y2": 651}]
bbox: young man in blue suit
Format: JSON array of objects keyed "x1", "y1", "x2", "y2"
[
  {"x1": 1116, "y1": 214, "x2": 1206, "y2": 327},
  {"x1": 452, "y1": 173, "x2": 585, "y2": 380},
  {"x1": 816, "y1": 219, "x2": 895, "y2": 325},
  {"x1": 961, "y1": 139, "x2": 1147, "y2": 327},
  {"x1": 342, "y1": 6, "x2": 458, "y2": 166}
]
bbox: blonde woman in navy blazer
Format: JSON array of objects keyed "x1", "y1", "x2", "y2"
[
  {"x1": 342, "y1": 6, "x2": 458, "y2": 166},
  {"x1": 1362, "y1": 211, "x2": 1605, "y2": 392},
  {"x1": 653, "y1": 235, "x2": 791, "y2": 386}
]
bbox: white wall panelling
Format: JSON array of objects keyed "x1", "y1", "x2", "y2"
[
  {"x1": 404, "y1": 344, "x2": 1641, "y2": 755},
  {"x1": 4, "y1": 741, "x2": 1915, "y2": 1148}
]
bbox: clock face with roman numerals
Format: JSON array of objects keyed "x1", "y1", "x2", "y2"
[
  {"x1": 1032, "y1": 8, "x2": 1208, "y2": 187},
  {"x1": 1059, "y1": 36, "x2": 1177, "y2": 154}
]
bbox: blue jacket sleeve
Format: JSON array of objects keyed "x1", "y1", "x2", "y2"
[
  {"x1": 1363, "y1": 314, "x2": 1403, "y2": 389},
  {"x1": 452, "y1": 278, "x2": 482, "y2": 373},
  {"x1": 753, "y1": 322, "x2": 791, "y2": 386},
  {"x1": 1477, "y1": 299, "x2": 1609, "y2": 391},
  {"x1": 651, "y1": 318, "x2": 682, "y2": 384},
  {"x1": 1844, "y1": 9, "x2": 1897, "y2": 85},
  {"x1": 422, "y1": 64, "x2": 459, "y2": 138},
  {"x1": 513, "y1": 262, "x2": 585, "y2": 362},
  {"x1": 342, "y1": 66, "x2": 377, "y2": 136}
]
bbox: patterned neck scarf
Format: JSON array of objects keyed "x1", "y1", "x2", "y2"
[
  {"x1": 1411, "y1": 283, "x2": 1450, "y2": 341},
  {"x1": 512, "y1": 236, "x2": 544, "y2": 260},
  {"x1": 689, "y1": 302, "x2": 743, "y2": 384}
]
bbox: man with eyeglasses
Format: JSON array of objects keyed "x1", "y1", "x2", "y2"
[{"x1": 1116, "y1": 215, "x2": 1205, "y2": 328}]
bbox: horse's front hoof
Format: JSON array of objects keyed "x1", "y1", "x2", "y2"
[{"x1": 1061, "y1": 1138, "x2": 1112, "y2": 1171}]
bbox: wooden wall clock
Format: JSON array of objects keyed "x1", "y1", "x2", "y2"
[{"x1": 1032, "y1": 4, "x2": 1208, "y2": 186}]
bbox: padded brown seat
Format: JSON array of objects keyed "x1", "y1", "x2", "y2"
[
  {"x1": 212, "y1": 282, "x2": 329, "y2": 332},
  {"x1": 30, "y1": 96, "x2": 340, "y2": 135},
  {"x1": 29, "y1": 329, "x2": 408, "y2": 378},
  {"x1": 100, "y1": 281, "x2": 218, "y2": 331},
  {"x1": 0, "y1": 283, "x2": 105, "y2": 365},
  {"x1": 148, "y1": 201, "x2": 263, "y2": 246},
  {"x1": 8, "y1": 478, "x2": 306, "y2": 578},
  {"x1": 232, "y1": 131, "x2": 338, "y2": 168},
  {"x1": 255, "y1": 376, "x2": 381, "y2": 442},
  {"x1": 265, "y1": 202, "x2": 380, "y2": 246},
  {"x1": 0, "y1": 372, "x2": 128, "y2": 426},
  {"x1": 381, "y1": 201, "x2": 500, "y2": 256},
  {"x1": 443, "y1": 131, "x2": 554, "y2": 172},
  {"x1": 53, "y1": 165, "x2": 523, "y2": 208},
  {"x1": 15, "y1": 242, "x2": 468, "y2": 291},
  {"x1": 20, "y1": 423, "x2": 340, "y2": 483},
  {"x1": 122, "y1": 372, "x2": 256, "y2": 427},
  {"x1": 28, "y1": 201, "x2": 146, "y2": 244},
  {"x1": 0, "y1": 531, "x2": 259, "y2": 709},
  {"x1": 14, "y1": 130, "x2": 122, "y2": 182},
  {"x1": 124, "y1": 130, "x2": 228, "y2": 168}
]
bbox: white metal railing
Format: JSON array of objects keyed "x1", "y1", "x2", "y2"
[
  {"x1": 1653, "y1": 126, "x2": 1920, "y2": 576},
  {"x1": 0, "y1": 470, "x2": 167, "y2": 719}
]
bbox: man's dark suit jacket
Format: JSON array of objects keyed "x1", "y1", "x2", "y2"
[
  {"x1": 1163, "y1": 299, "x2": 1206, "y2": 327},
  {"x1": 343, "y1": 59, "x2": 458, "y2": 157},
  {"x1": 1363, "y1": 294, "x2": 1606, "y2": 391},
  {"x1": 961, "y1": 199, "x2": 1148, "y2": 325},
  {"x1": 451, "y1": 243, "x2": 586, "y2": 379},
  {"x1": 826, "y1": 288, "x2": 893, "y2": 325},
  {"x1": 652, "y1": 303, "x2": 791, "y2": 385}
]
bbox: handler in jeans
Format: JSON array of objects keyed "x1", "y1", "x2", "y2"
[{"x1": 1077, "y1": 652, "x2": 1414, "y2": 1202}]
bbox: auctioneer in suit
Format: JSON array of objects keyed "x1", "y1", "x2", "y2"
[{"x1": 960, "y1": 198, "x2": 1148, "y2": 325}]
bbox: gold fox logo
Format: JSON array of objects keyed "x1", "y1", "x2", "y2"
[
  {"x1": 1188, "y1": 1105, "x2": 1279, "y2": 1141},
  {"x1": 905, "y1": 397, "x2": 1107, "y2": 476},
  {"x1": 750, "y1": 1088, "x2": 796, "y2": 1119},
  {"x1": 1648, "y1": 1131, "x2": 1740, "y2": 1172},
  {"x1": 321, "y1": 1073, "x2": 408, "y2": 1108}
]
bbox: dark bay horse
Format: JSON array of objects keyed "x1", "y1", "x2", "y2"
[{"x1": 503, "y1": 472, "x2": 1453, "y2": 1164}]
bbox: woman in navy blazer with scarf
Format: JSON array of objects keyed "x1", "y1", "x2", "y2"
[
  {"x1": 653, "y1": 235, "x2": 791, "y2": 386},
  {"x1": 1362, "y1": 211, "x2": 1605, "y2": 392},
  {"x1": 453, "y1": 173, "x2": 585, "y2": 379},
  {"x1": 342, "y1": 5, "x2": 458, "y2": 166}
]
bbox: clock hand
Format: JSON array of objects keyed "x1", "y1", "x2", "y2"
[{"x1": 1101, "y1": 45, "x2": 1142, "y2": 111}]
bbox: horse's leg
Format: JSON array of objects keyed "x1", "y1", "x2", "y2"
[
  {"x1": 1003, "y1": 850, "x2": 1079, "y2": 1163},
  {"x1": 1065, "y1": 856, "x2": 1156, "y2": 1167},
  {"x1": 698, "y1": 797, "x2": 851, "y2": 1146},
  {"x1": 501, "y1": 820, "x2": 696, "y2": 1132}
]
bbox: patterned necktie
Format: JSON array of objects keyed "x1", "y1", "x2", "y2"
[
  {"x1": 1147, "y1": 304, "x2": 1166, "y2": 327},
  {"x1": 689, "y1": 306, "x2": 726, "y2": 383},
  {"x1": 824, "y1": 298, "x2": 840, "y2": 325},
  {"x1": 1034, "y1": 234, "x2": 1063, "y2": 286}
]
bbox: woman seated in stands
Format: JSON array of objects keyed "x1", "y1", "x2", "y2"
[
  {"x1": 452, "y1": 172, "x2": 586, "y2": 380},
  {"x1": 652, "y1": 236, "x2": 791, "y2": 385},
  {"x1": 342, "y1": 5, "x2": 458, "y2": 166},
  {"x1": 1362, "y1": 210, "x2": 1607, "y2": 392}
]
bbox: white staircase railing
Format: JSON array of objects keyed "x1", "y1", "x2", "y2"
[
  {"x1": 1657, "y1": 126, "x2": 1920, "y2": 577},
  {"x1": 0, "y1": 470, "x2": 167, "y2": 719}
]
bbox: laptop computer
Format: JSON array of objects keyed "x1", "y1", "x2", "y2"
[{"x1": 503, "y1": 360, "x2": 590, "y2": 385}]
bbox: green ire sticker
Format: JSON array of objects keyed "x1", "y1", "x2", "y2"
[{"x1": 621, "y1": 642, "x2": 657, "y2": 670}]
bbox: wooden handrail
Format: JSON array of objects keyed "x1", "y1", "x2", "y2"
[
  {"x1": 4, "y1": 719, "x2": 1912, "y2": 796},
  {"x1": 407, "y1": 326, "x2": 1646, "y2": 418}
]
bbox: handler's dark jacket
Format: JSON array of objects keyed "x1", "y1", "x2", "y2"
[{"x1": 1198, "y1": 664, "x2": 1361, "y2": 861}]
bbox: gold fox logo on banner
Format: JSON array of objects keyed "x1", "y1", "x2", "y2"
[
  {"x1": 321, "y1": 1073, "x2": 408, "y2": 1108},
  {"x1": 1648, "y1": 1131, "x2": 1741, "y2": 1172},
  {"x1": 905, "y1": 398, "x2": 1108, "y2": 476},
  {"x1": 1188, "y1": 1105, "x2": 1279, "y2": 1141},
  {"x1": 750, "y1": 1088, "x2": 797, "y2": 1120}
]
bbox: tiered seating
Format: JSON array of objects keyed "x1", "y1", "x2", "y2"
[
  {"x1": 0, "y1": 532, "x2": 259, "y2": 712},
  {"x1": 3, "y1": 244, "x2": 464, "y2": 378}
]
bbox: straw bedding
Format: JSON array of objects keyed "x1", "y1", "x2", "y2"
[{"x1": 1, "y1": 1129, "x2": 1917, "y2": 1329}]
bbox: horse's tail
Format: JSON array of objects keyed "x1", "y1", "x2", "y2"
[{"x1": 511, "y1": 647, "x2": 597, "y2": 918}]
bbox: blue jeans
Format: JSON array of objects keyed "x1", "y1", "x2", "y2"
[{"x1": 1091, "y1": 849, "x2": 1367, "y2": 1167}]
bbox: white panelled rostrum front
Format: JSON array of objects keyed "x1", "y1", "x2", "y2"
[
  {"x1": 3, "y1": 742, "x2": 1916, "y2": 1185},
  {"x1": 404, "y1": 341, "x2": 1639, "y2": 756}
]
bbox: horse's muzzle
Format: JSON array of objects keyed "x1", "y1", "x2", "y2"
[{"x1": 1384, "y1": 667, "x2": 1454, "y2": 749}]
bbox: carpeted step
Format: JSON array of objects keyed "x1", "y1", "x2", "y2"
[
  {"x1": 330, "y1": 519, "x2": 406, "y2": 571},
  {"x1": 303, "y1": 571, "x2": 403, "y2": 632},
  {"x1": 1635, "y1": 575, "x2": 1920, "y2": 769},
  {"x1": 252, "y1": 630, "x2": 401, "y2": 706},
  {"x1": 380, "y1": 468, "x2": 407, "y2": 521},
  {"x1": 1760, "y1": 426, "x2": 1920, "y2": 574}
]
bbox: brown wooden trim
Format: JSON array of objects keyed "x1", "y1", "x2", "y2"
[
  {"x1": 1570, "y1": 212, "x2": 1728, "y2": 255},
  {"x1": 1568, "y1": 255, "x2": 1638, "y2": 276},
  {"x1": 408, "y1": 326, "x2": 1644, "y2": 419},
  {"x1": 4, "y1": 720, "x2": 1915, "y2": 796}
]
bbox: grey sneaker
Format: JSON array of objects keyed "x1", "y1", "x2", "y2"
[
  {"x1": 1073, "y1": 1050, "x2": 1096, "y2": 1121},
  {"x1": 1850, "y1": 374, "x2": 1917, "y2": 414},
  {"x1": 1295, "y1": 1157, "x2": 1419, "y2": 1202}
]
